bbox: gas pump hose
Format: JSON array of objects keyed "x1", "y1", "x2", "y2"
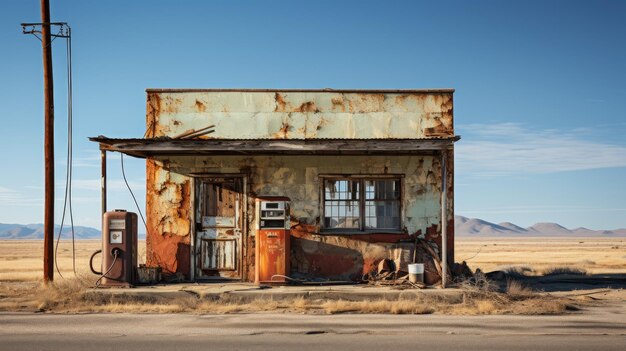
[
  {"x1": 89, "y1": 249, "x2": 102, "y2": 275},
  {"x1": 94, "y1": 248, "x2": 121, "y2": 287}
]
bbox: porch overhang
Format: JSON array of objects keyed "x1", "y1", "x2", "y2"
[{"x1": 88, "y1": 136, "x2": 460, "y2": 158}]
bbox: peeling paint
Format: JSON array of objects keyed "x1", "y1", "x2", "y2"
[
  {"x1": 146, "y1": 159, "x2": 193, "y2": 279},
  {"x1": 146, "y1": 90, "x2": 453, "y2": 140}
]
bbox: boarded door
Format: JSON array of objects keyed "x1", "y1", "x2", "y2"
[{"x1": 195, "y1": 177, "x2": 243, "y2": 280}]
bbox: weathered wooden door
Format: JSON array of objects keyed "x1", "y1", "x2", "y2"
[{"x1": 195, "y1": 177, "x2": 243, "y2": 280}]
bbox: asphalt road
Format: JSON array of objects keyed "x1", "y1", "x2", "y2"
[{"x1": 1, "y1": 306, "x2": 625, "y2": 351}]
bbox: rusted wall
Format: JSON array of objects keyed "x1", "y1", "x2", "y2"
[
  {"x1": 145, "y1": 159, "x2": 192, "y2": 278},
  {"x1": 145, "y1": 90, "x2": 453, "y2": 140},
  {"x1": 146, "y1": 154, "x2": 454, "y2": 281}
]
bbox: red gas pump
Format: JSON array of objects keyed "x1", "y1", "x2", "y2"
[{"x1": 255, "y1": 197, "x2": 291, "y2": 284}]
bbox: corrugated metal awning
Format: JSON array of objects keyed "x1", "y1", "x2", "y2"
[{"x1": 89, "y1": 136, "x2": 460, "y2": 158}]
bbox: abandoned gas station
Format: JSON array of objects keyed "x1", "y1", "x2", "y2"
[{"x1": 90, "y1": 88, "x2": 458, "y2": 286}]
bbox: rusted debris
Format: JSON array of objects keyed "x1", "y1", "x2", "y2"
[
  {"x1": 364, "y1": 258, "x2": 425, "y2": 289},
  {"x1": 136, "y1": 264, "x2": 162, "y2": 284}
]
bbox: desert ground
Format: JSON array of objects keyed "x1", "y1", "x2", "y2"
[
  {"x1": 455, "y1": 236, "x2": 626, "y2": 275},
  {"x1": 0, "y1": 239, "x2": 146, "y2": 282},
  {"x1": 0, "y1": 237, "x2": 624, "y2": 283}
]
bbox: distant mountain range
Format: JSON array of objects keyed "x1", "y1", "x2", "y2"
[
  {"x1": 1, "y1": 217, "x2": 625, "y2": 239},
  {"x1": 455, "y1": 215, "x2": 626, "y2": 236},
  {"x1": 0, "y1": 223, "x2": 101, "y2": 240}
]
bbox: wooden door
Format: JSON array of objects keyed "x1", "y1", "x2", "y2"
[{"x1": 195, "y1": 177, "x2": 243, "y2": 280}]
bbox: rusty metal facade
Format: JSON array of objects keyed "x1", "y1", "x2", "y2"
[
  {"x1": 145, "y1": 89, "x2": 453, "y2": 140},
  {"x1": 143, "y1": 89, "x2": 455, "y2": 282}
]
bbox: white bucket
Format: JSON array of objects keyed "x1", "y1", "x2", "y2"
[
  {"x1": 408, "y1": 263, "x2": 425, "y2": 284},
  {"x1": 408, "y1": 263, "x2": 424, "y2": 274}
]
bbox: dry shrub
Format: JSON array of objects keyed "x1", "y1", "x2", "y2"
[
  {"x1": 541, "y1": 266, "x2": 587, "y2": 276},
  {"x1": 249, "y1": 298, "x2": 279, "y2": 311},
  {"x1": 457, "y1": 271, "x2": 498, "y2": 298},
  {"x1": 322, "y1": 299, "x2": 434, "y2": 315},
  {"x1": 291, "y1": 296, "x2": 310, "y2": 311},
  {"x1": 443, "y1": 275, "x2": 575, "y2": 315},
  {"x1": 36, "y1": 276, "x2": 90, "y2": 311},
  {"x1": 506, "y1": 279, "x2": 535, "y2": 300},
  {"x1": 475, "y1": 300, "x2": 498, "y2": 314}
]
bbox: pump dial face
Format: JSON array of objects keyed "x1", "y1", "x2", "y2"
[{"x1": 110, "y1": 230, "x2": 122, "y2": 244}]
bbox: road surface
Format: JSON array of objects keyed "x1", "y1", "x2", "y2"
[{"x1": 1, "y1": 305, "x2": 625, "y2": 351}]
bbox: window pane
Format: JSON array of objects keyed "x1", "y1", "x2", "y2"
[
  {"x1": 364, "y1": 179, "x2": 400, "y2": 230},
  {"x1": 365, "y1": 179, "x2": 400, "y2": 200},
  {"x1": 324, "y1": 178, "x2": 399, "y2": 231},
  {"x1": 324, "y1": 200, "x2": 360, "y2": 229}
]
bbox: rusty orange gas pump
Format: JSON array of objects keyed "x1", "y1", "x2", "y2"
[
  {"x1": 255, "y1": 197, "x2": 291, "y2": 284},
  {"x1": 90, "y1": 210, "x2": 138, "y2": 287}
]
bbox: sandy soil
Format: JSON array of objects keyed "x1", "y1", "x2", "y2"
[{"x1": 455, "y1": 236, "x2": 626, "y2": 274}]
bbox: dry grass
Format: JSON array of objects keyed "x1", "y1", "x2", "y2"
[
  {"x1": 506, "y1": 279, "x2": 535, "y2": 299},
  {"x1": 322, "y1": 299, "x2": 434, "y2": 314},
  {"x1": 0, "y1": 237, "x2": 619, "y2": 315},
  {"x1": 456, "y1": 237, "x2": 626, "y2": 274},
  {"x1": 0, "y1": 275, "x2": 581, "y2": 315}
]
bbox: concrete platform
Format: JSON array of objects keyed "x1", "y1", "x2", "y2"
[{"x1": 86, "y1": 283, "x2": 463, "y2": 302}]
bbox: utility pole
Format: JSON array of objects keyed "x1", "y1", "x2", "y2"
[
  {"x1": 41, "y1": 0, "x2": 55, "y2": 284},
  {"x1": 23, "y1": 2, "x2": 72, "y2": 285}
]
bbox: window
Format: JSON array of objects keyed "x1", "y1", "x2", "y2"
[{"x1": 323, "y1": 177, "x2": 401, "y2": 232}]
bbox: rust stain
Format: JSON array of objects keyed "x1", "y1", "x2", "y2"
[
  {"x1": 331, "y1": 96, "x2": 346, "y2": 112},
  {"x1": 146, "y1": 93, "x2": 162, "y2": 138},
  {"x1": 274, "y1": 92, "x2": 287, "y2": 112},
  {"x1": 278, "y1": 122, "x2": 290, "y2": 138},
  {"x1": 294, "y1": 101, "x2": 319, "y2": 113},
  {"x1": 195, "y1": 99, "x2": 206, "y2": 112}
]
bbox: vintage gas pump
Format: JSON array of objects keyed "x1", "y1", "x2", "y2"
[
  {"x1": 255, "y1": 197, "x2": 291, "y2": 284},
  {"x1": 90, "y1": 210, "x2": 138, "y2": 287}
]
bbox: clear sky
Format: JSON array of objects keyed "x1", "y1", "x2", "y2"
[{"x1": 1, "y1": 0, "x2": 625, "y2": 230}]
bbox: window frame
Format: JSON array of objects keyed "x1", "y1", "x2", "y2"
[{"x1": 319, "y1": 175, "x2": 403, "y2": 234}]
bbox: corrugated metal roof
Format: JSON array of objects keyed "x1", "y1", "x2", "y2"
[{"x1": 89, "y1": 136, "x2": 460, "y2": 158}]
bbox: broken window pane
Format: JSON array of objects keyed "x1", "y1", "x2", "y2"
[
  {"x1": 323, "y1": 180, "x2": 359, "y2": 229},
  {"x1": 364, "y1": 180, "x2": 401, "y2": 230}
]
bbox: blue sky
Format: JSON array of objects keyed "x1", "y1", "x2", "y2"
[{"x1": 1, "y1": 0, "x2": 625, "y2": 230}]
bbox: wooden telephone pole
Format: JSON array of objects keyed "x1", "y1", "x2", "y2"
[{"x1": 41, "y1": 0, "x2": 55, "y2": 284}]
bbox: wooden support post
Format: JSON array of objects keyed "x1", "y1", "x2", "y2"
[
  {"x1": 441, "y1": 150, "x2": 448, "y2": 288},
  {"x1": 101, "y1": 149, "x2": 107, "y2": 215}
]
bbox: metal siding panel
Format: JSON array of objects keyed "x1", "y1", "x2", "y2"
[{"x1": 149, "y1": 91, "x2": 453, "y2": 140}]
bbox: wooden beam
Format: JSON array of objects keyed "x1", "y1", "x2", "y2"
[{"x1": 91, "y1": 138, "x2": 458, "y2": 158}]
